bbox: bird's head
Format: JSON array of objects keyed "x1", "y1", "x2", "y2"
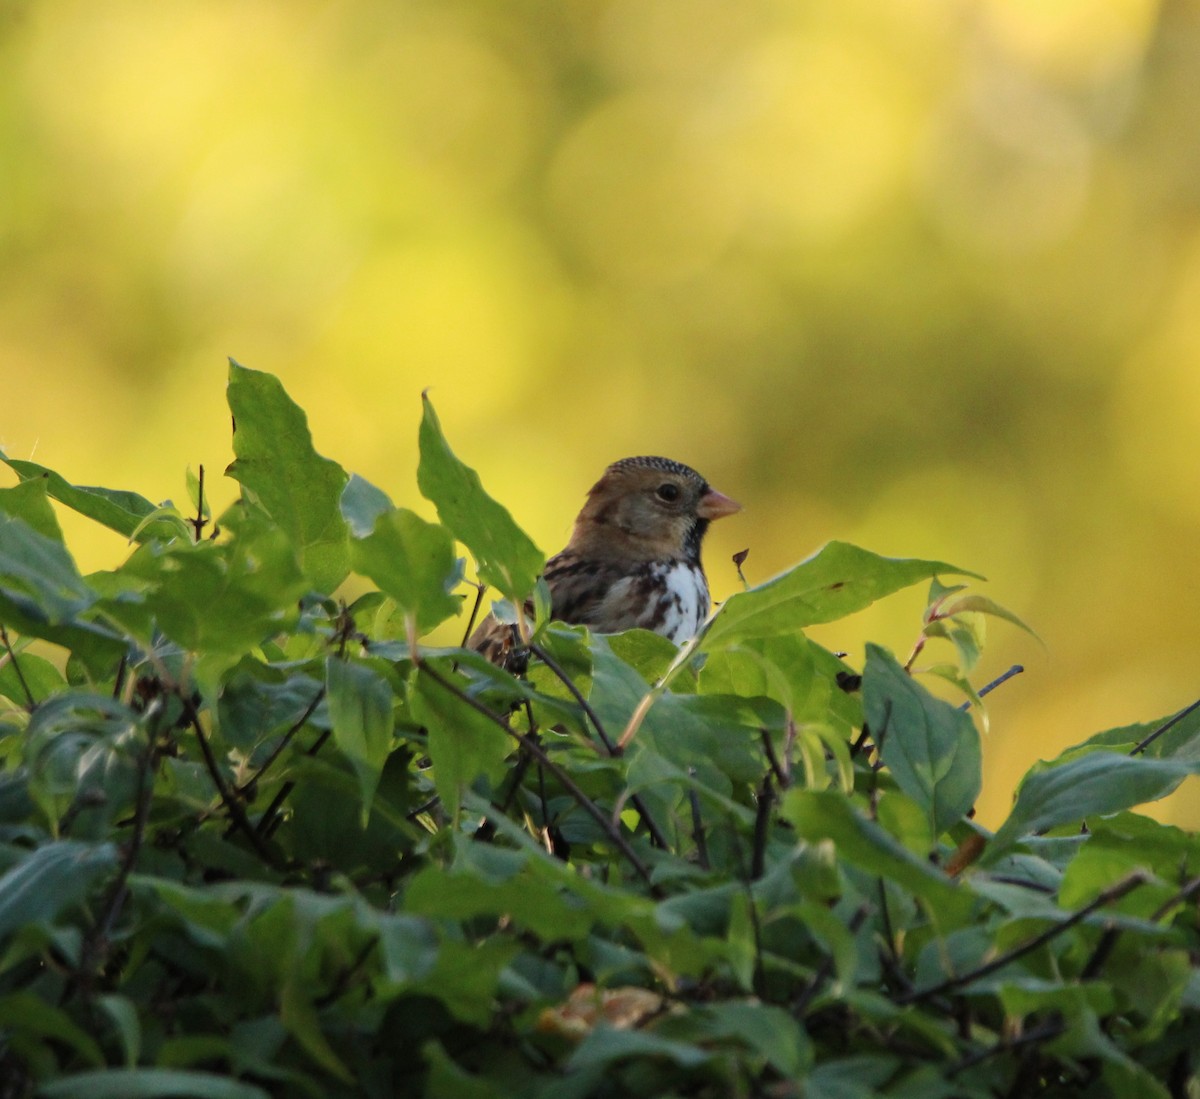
[{"x1": 570, "y1": 456, "x2": 741, "y2": 563}]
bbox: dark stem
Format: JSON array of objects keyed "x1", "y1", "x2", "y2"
[
  {"x1": 256, "y1": 728, "x2": 333, "y2": 839},
  {"x1": 958, "y1": 663, "x2": 1025, "y2": 711},
  {"x1": 313, "y1": 935, "x2": 379, "y2": 1009},
  {"x1": 760, "y1": 728, "x2": 790, "y2": 788},
  {"x1": 236, "y1": 687, "x2": 326, "y2": 796},
  {"x1": 72, "y1": 735, "x2": 158, "y2": 999},
  {"x1": 525, "y1": 641, "x2": 669, "y2": 849},
  {"x1": 793, "y1": 903, "x2": 871, "y2": 1017},
  {"x1": 0, "y1": 625, "x2": 35, "y2": 710},
  {"x1": 188, "y1": 464, "x2": 207, "y2": 542},
  {"x1": 949, "y1": 1015, "x2": 1066, "y2": 1077},
  {"x1": 849, "y1": 723, "x2": 873, "y2": 759},
  {"x1": 687, "y1": 780, "x2": 709, "y2": 871},
  {"x1": 419, "y1": 662, "x2": 661, "y2": 895},
  {"x1": 1130, "y1": 696, "x2": 1200, "y2": 756},
  {"x1": 527, "y1": 641, "x2": 618, "y2": 754},
  {"x1": 751, "y1": 775, "x2": 773, "y2": 880},
  {"x1": 179, "y1": 693, "x2": 284, "y2": 868},
  {"x1": 900, "y1": 872, "x2": 1148, "y2": 1004},
  {"x1": 1079, "y1": 925, "x2": 1121, "y2": 981},
  {"x1": 459, "y1": 581, "x2": 487, "y2": 648},
  {"x1": 1150, "y1": 871, "x2": 1200, "y2": 922}
]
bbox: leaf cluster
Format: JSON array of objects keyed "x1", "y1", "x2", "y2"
[{"x1": 0, "y1": 363, "x2": 1198, "y2": 1098}]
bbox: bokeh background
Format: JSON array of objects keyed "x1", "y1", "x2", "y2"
[{"x1": 2, "y1": 1, "x2": 1198, "y2": 827}]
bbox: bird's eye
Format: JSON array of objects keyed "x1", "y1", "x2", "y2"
[{"x1": 656, "y1": 482, "x2": 681, "y2": 502}]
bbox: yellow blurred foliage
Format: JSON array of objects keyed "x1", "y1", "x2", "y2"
[{"x1": 2, "y1": 0, "x2": 1199, "y2": 827}]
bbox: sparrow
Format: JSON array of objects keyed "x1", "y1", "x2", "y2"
[{"x1": 469, "y1": 456, "x2": 741, "y2": 665}]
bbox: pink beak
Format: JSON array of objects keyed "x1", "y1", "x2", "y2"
[{"x1": 696, "y1": 488, "x2": 742, "y2": 521}]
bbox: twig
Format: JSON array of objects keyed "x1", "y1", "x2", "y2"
[
  {"x1": 793, "y1": 903, "x2": 871, "y2": 1016},
  {"x1": 68, "y1": 733, "x2": 158, "y2": 1003},
  {"x1": 256, "y1": 728, "x2": 333, "y2": 839},
  {"x1": 525, "y1": 641, "x2": 669, "y2": 849},
  {"x1": 751, "y1": 775, "x2": 773, "y2": 880},
  {"x1": 760, "y1": 728, "x2": 790, "y2": 788},
  {"x1": 1130, "y1": 696, "x2": 1200, "y2": 756},
  {"x1": 313, "y1": 935, "x2": 379, "y2": 1008},
  {"x1": 178, "y1": 693, "x2": 284, "y2": 868},
  {"x1": 687, "y1": 780, "x2": 709, "y2": 870},
  {"x1": 900, "y1": 872, "x2": 1149, "y2": 1004},
  {"x1": 235, "y1": 686, "x2": 326, "y2": 796},
  {"x1": 1079, "y1": 925, "x2": 1121, "y2": 981},
  {"x1": 948, "y1": 1015, "x2": 1066, "y2": 1077},
  {"x1": 0, "y1": 625, "x2": 35, "y2": 710},
  {"x1": 1150, "y1": 872, "x2": 1200, "y2": 922},
  {"x1": 849, "y1": 724, "x2": 873, "y2": 759},
  {"x1": 419, "y1": 662, "x2": 661, "y2": 895},
  {"x1": 958, "y1": 664, "x2": 1025, "y2": 712},
  {"x1": 527, "y1": 641, "x2": 617, "y2": 754},
  {"x1": 459, "y1": 581, "x2": 487, "y2": 648},
  {"x1": 188, "y1": 464, "x2": 207, "y2": 542}
]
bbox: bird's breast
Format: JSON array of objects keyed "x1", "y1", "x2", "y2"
[{"x1": 634, "y1": 560, "x2": 710, "y2": 643}]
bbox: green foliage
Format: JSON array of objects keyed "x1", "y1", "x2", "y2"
[{"x1": 0, "y1": 368, "x2": 1197, "y2": 1097}]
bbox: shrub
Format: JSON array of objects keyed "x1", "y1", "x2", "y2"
[{"x1": 0, "y1": 362, "x2": 1196, "y2": 1097}]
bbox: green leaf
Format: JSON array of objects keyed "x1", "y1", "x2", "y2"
[
  {"x1": 339, "y1": 473, "x2": 394, "y2": 537},
  {"x1": 280, "y1": 973, "x2": 353, "y2": 1082},
  {"x1": 408, "y1": 666, "x2": 510, "y2": 819},
  {"x1": 0, "y1": 477, "x2": 66, "y2": 541},
  {"x1": 0, "y1": 840, "x2": 118, "y2": 939},
  {"x1": 416, "y1": 394, "x2": 543, "y2": 601},
  {"x1": 224, "y1": 361, "x2": 350, "y2": 593},
  {"x1": 864, "y1": 644, "x2": 981, "y2": 837},
  {"x1": 802, "y1": 1055, "x2": 899, "y2": 1099},
  {"x1": 325, "y1": 656, "x2": 395, "y2": 825},
  {"x1": 781, "y1": 790, "x2": 973, "y2": 922},
  {"x1": 119, "y1": 518, "x2": 307, "y2": 657},
  {"x1": 566, "y1": 1025, "x2": 714, "y2": 1072},
  {"x1": 344, "y1": 498, "x2": 462, "y2": 635},
  {"x1": 0, "y1": 512, "x2": 96, "y2": 623},
  {"x1": 0, "y1": 455, "x2": 164, "y2": 541},
  {"x1": 39, "y1": 1069, "x2": 269, "y2": 1099},
  {"x1": 701, "y1": 542, "x2": 977, "y2": 649},
  {"x1": 97, "y1": 994, "x2": 142, "y2": 1067},
  {"x1": 988, "y1": 750, "x2": 1200, "y2": 859},
  {"x1": 0, "y1": 648, "x2": 65, "y2": 706},
  {"x1": 0, "y1": 991, "x2": 105, "y2": 1067},
  {"x1": 423, "y1": 1040, "x2": 509, "y2": 1099}
]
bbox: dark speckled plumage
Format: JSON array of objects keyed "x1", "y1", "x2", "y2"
[{"x1": 469, "y1": 457, "x2": 740, "y2": 666}]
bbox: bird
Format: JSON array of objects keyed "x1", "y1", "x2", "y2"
[{"x1": 468, "y1": 456, "x2": 740, "y2": 666}]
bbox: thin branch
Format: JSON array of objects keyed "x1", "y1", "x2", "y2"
[
  {"x1": 527, "y1": 641, "x2": 617, "y2": 754},
  {"x1": 188, "y1": 464, "x2": 207, "y2": 542},
  {"x1": 178, "y1": 693, "x2": 284, "y2": 868},
  {"x1": 1079, "y1": 925, "x2": 1121, "y2": 981},
  {"x1": 235, "y1": 687, "x2": 326, "y2": 796},
  {"x1": 0, "y1": 625, "x2": 35, "y2": 710},
  {"x1": 525, "y1": 640, "x2": 669, "y2": 849},
  {"x1": 948, "y1": 1015, "x2": 1066, "y2": 1078},
  {"x1": 256, "y1": 728, "x2": 333, "y2": 839},
  {"x1": 687, "y1": 781, "x2": 710, "y2": 871},
  {"x1": 900, "y1": 872, "x2": 1148, "y2": 1004},
  {"x1": 760, "y1": 728, "x2": 790, "y2": 788},
  {"x1": 751, "y1": 775, "x2": 773, "y2": 880},
  {"x1": 957, "y1": 664, "x2": 1025, "y2": 712},
  {"x1": 1130, "y1": 696, "x2": 1200, "y2": 756},
  {"x1": 1150, "y1": 871, "x2": 1200, "y2": 922},
  {"x1": 79, "y1": 737, "x2": 157, "y2": 984},
  {"x1": 459, "y1": 581, "x2": 487, "y2": 649},
  {"x1": 793, "y1": 903, "x2": 871, "y2": 1017},
  {"x1": 419, "y1": 662, "x2": 661, "y2": 895},
  {"x1": 849, "y1": 723, "x2": 873, "y2": 759}
]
